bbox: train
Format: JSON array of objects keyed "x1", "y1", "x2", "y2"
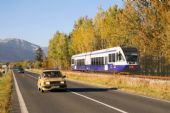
[{"x1": 71, "y1": 46, "x2": 140, "y2": 73}]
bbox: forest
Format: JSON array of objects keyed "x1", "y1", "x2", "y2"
[{"x1": 48, "y1": 0, "x2": 170, "y2": 75}]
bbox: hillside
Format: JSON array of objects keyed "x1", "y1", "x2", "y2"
[{"x1": 0, "y1": 38, "x2": 41, "y2": 62}]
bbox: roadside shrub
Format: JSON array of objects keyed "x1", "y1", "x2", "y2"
[{"x1": 0, "y1": 72, "x2": 2, "y2": 77}]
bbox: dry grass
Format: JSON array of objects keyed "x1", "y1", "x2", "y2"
[
  {"x1": 0, "y1": 72, "x2": 12, "y2": 113},
  {"x1": 63, "y1": 71, "x2": 170, "y2": 101}
]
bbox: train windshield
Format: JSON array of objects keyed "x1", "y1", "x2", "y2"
[{"x1": 122, "y1": 47, "x2": 138, "y2": 64}]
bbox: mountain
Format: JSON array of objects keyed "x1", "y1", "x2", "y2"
[
  {"x1": 42, "y1": 47, "x2": 48, "y2": 56},
  {"x1": 0, "y1": 38, "x2": 40, "y2": 62}
]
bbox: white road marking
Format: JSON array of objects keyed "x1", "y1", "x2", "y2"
[
  {"x1": 68, "y1": 77, "x2": 170, "y2": 103},
  {"x1": 25, "y1": 72, "x2": 128, "y2": 113},
  {"x1": 13, "y1": 71, "x2": 29, "y2": 113},
  {"x1": 116, "y1": 90, "x2": 170, "y2": 104},
  {"x1": 71, "y1": 92, "x2": 128, "y2": 113}
]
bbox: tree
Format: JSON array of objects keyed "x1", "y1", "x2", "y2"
[
  {"x1": 120, "y1": 0, "x2": 170, "y2": 56},
  {"x1": 70, "y1": 17, "x2": 95, "y2": 53},
  {"x1": 120, "y1": 0, "x2": 170, "y2": 74},
  {"x1": 48, "y1": 32, "x2": 70, "y2": 69},
  {"x1": 94, "y1": 6, "x2": 121, "y2": 49},
  {"x1": 35, "y1": 47, "x2": 44, "y2": 62},
  {"x1": 35, "y1": 47, "x2": 44, "y2": 68}
]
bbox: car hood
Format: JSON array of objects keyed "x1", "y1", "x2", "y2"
[{"x1": 42, "y1": 77, "x2": 65, "y2": 82}]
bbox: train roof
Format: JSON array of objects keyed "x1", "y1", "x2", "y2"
[{"x1": 72, "y1": 46, "x2": 121, "y2": 58}]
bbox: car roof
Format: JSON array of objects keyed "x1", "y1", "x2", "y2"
[{"x1": 42, "y1": 70, "x2": 60, "y2": 73}]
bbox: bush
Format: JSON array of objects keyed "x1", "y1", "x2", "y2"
[{"x1": 0, "y1": 72, "x2": 2, "y2": 77}]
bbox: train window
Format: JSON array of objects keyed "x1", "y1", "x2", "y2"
[
  {"x1": 112, "y1": 54, "x2": 115, "y2": 62},
  {"x1": 116, "y1": 52, "x2": 124, "y2": 61},
  {"x1": 91, "y1": 58, "x2": 95, "y2": 65},
  {"x1": 109, "y1": 54, "x2": 112, "y2": 62},
  {"x1": 92, "y1": 58, "x2": 96, "y2": 65},
  {"x1": 91, "y1": 57, "x2": 104, "y2": 65},
  {"x1": 100, "y1": 57, "x2": 104, "y2": 65},
  {"x1": 105, "y1": 57, "x2": 108, "y2": 64},
  {"x1": 99, "y1": 57, "x2": 101, "y2": 65},
  {"x1": 82, "y1": 59, "x2": 85, "y2": 65},
  {"x1": 75, "y1": 60, "x2": 77, "y2": 65},
  {"x1": 93, "y1": 58, "x2": 95, "y2": 65},
  {"x1": 96, "y1": 58, "x2": 98, "y2": 65},
  {"x1": 71, "y1": 59, "x2": 74, "y2": 64},
  {"x1": 80, "y1": 60, "x2": 82, "y2": 65},
  {"x1": 77, "y1": 59, "x2": 85, "y2": 66},
  {"x1": 109, "y1": 54, "x2": 115, "y2": 62},
  {"x1": 99, "y1": 58, "x2": 101, "y2": 65},
  {"x1": 77, "y1": 60, "x2": 79, "y2": 65}
]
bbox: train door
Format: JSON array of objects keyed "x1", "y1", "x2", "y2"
[
  {"x1": 75, "y1": 60, "x2": 77, "y2": 70},
  {"x1": 108, "y1": 53, "x2": 116, "y2": 71},
  {"x1": 85, "y1": 55, "x2": 91, "y2": 71},
  {"x1": 104, "y1": 57, "x2": 108, "y2": 71}
]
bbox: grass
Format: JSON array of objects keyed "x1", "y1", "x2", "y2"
[
  {"x1": 63, "y1": 71, "x2": 170, "y2": 101},
  {"x1": 27, "y1": 69, "x2": 170, "y2": 101},
  {"x1": 0, "y1": 72, "x2": 12, "y2": 113}
]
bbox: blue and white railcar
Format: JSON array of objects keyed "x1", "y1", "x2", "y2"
[{"x1": 71, "y1": 46, "x2": 140, "y2": 72}]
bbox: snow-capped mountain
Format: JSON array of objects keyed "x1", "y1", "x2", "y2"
[{"x1": 0, "y1": 38, "x2": 41, "y2": 62}]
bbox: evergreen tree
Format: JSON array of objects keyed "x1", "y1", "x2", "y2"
[{"x1": 35, "y1": 47, "x2": 43, "y2": 62}]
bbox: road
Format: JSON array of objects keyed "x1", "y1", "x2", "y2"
[{"x1": 10, "y1": 71, "x2": 170, "y2": 113}]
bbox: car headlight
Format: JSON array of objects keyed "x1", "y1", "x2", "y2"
[
  {"x1": 60, "y1": 81, "x2": 65, "y2": 84},
  {"x1": 45, "y1": 81, "x2": 50, "y2": 85}
]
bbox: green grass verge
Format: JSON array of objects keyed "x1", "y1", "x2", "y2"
[{"x1": 0, "y1": 72, "x2": 12, "y2": 113}]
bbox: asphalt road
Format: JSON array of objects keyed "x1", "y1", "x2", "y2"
[{"x1": 11, "y1": 71, "x2": 170, "y2": 113}]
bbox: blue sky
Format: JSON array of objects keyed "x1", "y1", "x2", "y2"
[{"x1": 0, "y1": 0, "x2": 124, "y2": 47}]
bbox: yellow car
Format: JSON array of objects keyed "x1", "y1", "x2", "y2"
[{"x1": 37, "y1": 70, "x2": 67, "y2": 92}]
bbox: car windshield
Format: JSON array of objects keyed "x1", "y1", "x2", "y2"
[
  {"x1": 43, "y1": 71, "x2": 62, "y2": 78},
  {"x1": 19, "y1": 68, "x2": 24, "y2": 70}
]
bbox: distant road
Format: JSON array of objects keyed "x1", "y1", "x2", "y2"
[{"x1": 11, "y1": 71, "x2": 170, "y2": 113}]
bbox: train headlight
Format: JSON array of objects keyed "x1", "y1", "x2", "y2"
[{"x1": 129, "y1": 65, "x2": 136, "y2": 69}]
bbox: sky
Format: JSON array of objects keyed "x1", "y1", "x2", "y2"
[{"x1": 0, "y1": 0, "x2": 124, "y2": 47}]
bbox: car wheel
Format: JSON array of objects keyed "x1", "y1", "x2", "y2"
[
  {"x1": 41, "y1": 89, "x2": 44, "y2": 93},
  {"x1": 38, "y1": 87, "x2": 40, "y2": 91},
  {"x1": 62, "y1": 86, "x2": 67, "y2": 91}
]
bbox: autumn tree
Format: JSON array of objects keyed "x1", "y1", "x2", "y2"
[
  {"x1": 47, "y1": 1, "x2": 170, "y2": 75},
  {"x1": 70, "y1": 17, "x2": 95, "y2": 54},
  {"x1": 94, "y1": 6, "x2": 121, "y2": 49},
  {"x1": 120, "y1": 0, "x2": 170, "y2": 74},
  {"x1": 48, "y1": 32, "x2": 70, "y2": 69}
]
